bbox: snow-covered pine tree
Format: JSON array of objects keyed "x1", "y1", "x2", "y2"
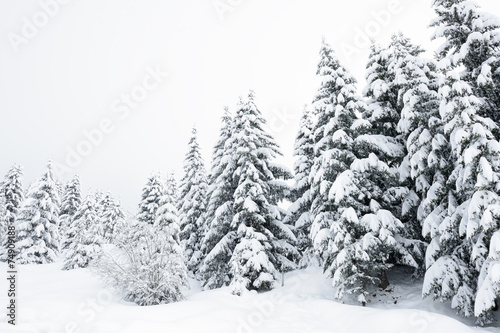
[
  {"x1": 0, "y1": 164, "x2": 24, "y2": 262},
  {"x1": 99, "y1": 191, "x2": 126, "y2": 243},
  {"x1": 228, "y1": 91, "x2": 297, "y2": 295},
  {"x1": 178, "y1": 127, "x2": 209, "y2": 275},
  {"x1": 326, "y1": 153, "x2": 420, "y2": 304},
  {"x1": 137, "y1": 174, "x2": 165, "y2": 225},
  {"x1": 157, "y1": 175, "x2": 187, "y2": 283},
  {"x1": 285, "y1": 106, "x2": 315, "y2": 265},
  {"x1": 166, "y1": 171, "x2": 179, "y2": 201},
  {"x1": 308, "y1": 40, "x2": 364, "y2": 262},
  {"x1": 62, "y1": 193, "x2": 103, "y2": 270},
  {"x1": 165, "y1": 172, "x2": 179, "y2": 212},
  {"x1": 54, "y1": 178, "x2": 65, "y2": 201},
  {"x1": 368, "y1": 34, "x2": 435, "y2": 269},
  {"x1": 59, "y1": 175, "x2": 81, "y2": 238},
  {"x1": 423, "y1": 68, "x2": 500, "y2": 325},
  {"x1": 431, "y1": 0, "x2": 500, "y2": 136},
  {"x1": 419, "y1": 71, "x2": 458, "y2": 322},
  {"x1": 15, "y1": 162, "x2": 60, "y2": 264},
  {"x1": 199, "y1": 108, "x2": 239, "y2": 290},
  {"x1": 122, "y1": 173, "x2": 168, "y2": 245},
  {"x1": 157, "y1": 180, "x2": 180, "y2": 233}
]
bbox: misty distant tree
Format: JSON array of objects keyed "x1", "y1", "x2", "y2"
[
  {"x1": 137, "y1": 174, "x2": 165, "y2": 225},
  {"x1": 59, "y1": 175, "x2": 81, "y2": 237},
  {"x1": 99, "y1": 191, "x2": 126, "y2": 243}
]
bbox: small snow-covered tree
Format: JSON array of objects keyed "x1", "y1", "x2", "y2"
[
  {"x1": 62, "y1": 193, "x2": 103, "y2": 270},
  {"x1": 0, "y1": 164, "x2": 24, "y2": 261},
  {"x1": 59, "y1": 175, "x2": 81, "y2": 237},
  {"x1": 99, "y1": 192, "x2": 126, "y2": 243},
  {"x1": 94, "y1": 184, "x2": 188, "y2": 306},
  {"x1": 285, "y1": 106, "x2": 315, "y2": 264},
  {"x1": 15, "y1": 162, "x2": 60, "y2": 264},
  {"x1": 137, "y1": 174, "x2": 165, "y2": 225},
  {"x1": 309, "y1": 40, "x2": 364, "y2": 261},
  {"x1": 178, "y1": 127, "x2": 209, "y2": 275},
  {"x1": 228, "y1": 92, "x2": 297, "y2": 295},
  {"x1": 326, "y1": 154, "x2": 419, "y2": 304}
]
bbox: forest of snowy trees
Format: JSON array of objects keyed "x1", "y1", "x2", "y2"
[{"x1": 1, "y1": 0, "x2": 500, "y2": 326}]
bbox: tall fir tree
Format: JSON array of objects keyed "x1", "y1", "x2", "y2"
[
  {"x1": 0, "y1": 164, "x2": 24, "y2": 261},
  {"x1": 178, "y1": 127, "x2": 209, "y2": 275},
  {"x1": 308, "y1": 40, "x2": 364, "y2": 261},
  {"x1": 422, "y1": 68, "x2": 500, "y2": 325},
  {"x1": 363, "y1": 35, "x2": 430, "y2": 268},
  {"x1": 228, "y1": 92, "x2": 297, "y2": 295},
  {"x1": 62, "y1": 193, "x2": 103, "y2": 270},
  {"x1": 199, "y1": 108, "x2": 239, "y2": 290},
  {"x1": 396, "y1": 44, "x2": 444, "y2": 230},
  {"x1": 363, "y1": 35, "x2": 426, "y2": 232},
  {"x1": 59, "y1": 175, "x2": 81, "y2": 238},
  {"x1": 285, "y1": 106, "x2": 316, "y2": 264},
  {"x1": 317, "y1": 36, "x2": 427, "y2": 303},
  {"x1": 15, "y1": 162, "x2": 60, "y2": 264},
  {"x1": 323, "y1": 42, "x2": 415, "y2": 300},
  {"x1": 151, "y1": 182, "x2": 188, "y2": 303}
]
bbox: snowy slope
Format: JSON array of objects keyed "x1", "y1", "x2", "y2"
[{"x1": 0, "y1": 262, "x2": 498, "y2": 333}]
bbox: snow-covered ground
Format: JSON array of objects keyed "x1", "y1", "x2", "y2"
[{"x1": 0, "y1": 262, "x2": 498, "y2": 333}]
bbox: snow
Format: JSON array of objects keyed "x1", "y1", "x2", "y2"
[
  {"x1": 355, "y1": 135, "x2": 404, "y2": 158},
  {"x1": 328, "y1": 170, "x2": 356, "y2": 203},
  {"x1": 0, "y1": 262, "x2": 497, "y2": 332},
  {"x1": 243, "y1": 197, "x2": 259, "y2": 213},
  {"x1": 478, "y1": 157, "x2": 494, "y2": 184},
  {"x1": 475, "y1": 260, "x2": 500, "y2": 317},
  {"x1": 463, "y1": 145, "x2": 481, "y2": 165},
  {"x1": 490, "y1": 231, "x2": 500, "y2": 259}
]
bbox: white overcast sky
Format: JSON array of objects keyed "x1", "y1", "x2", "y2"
[{"x1": 1, "y1": 0, "x2": 499, "y2": 211}]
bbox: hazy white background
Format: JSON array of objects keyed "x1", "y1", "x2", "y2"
[{"x1": 1, "y1": 0, "x2": 499, "y2": 211}]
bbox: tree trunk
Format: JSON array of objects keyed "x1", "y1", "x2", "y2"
[{"x1": 378, "y1": 270, "x2": 389, "y2": 290}]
